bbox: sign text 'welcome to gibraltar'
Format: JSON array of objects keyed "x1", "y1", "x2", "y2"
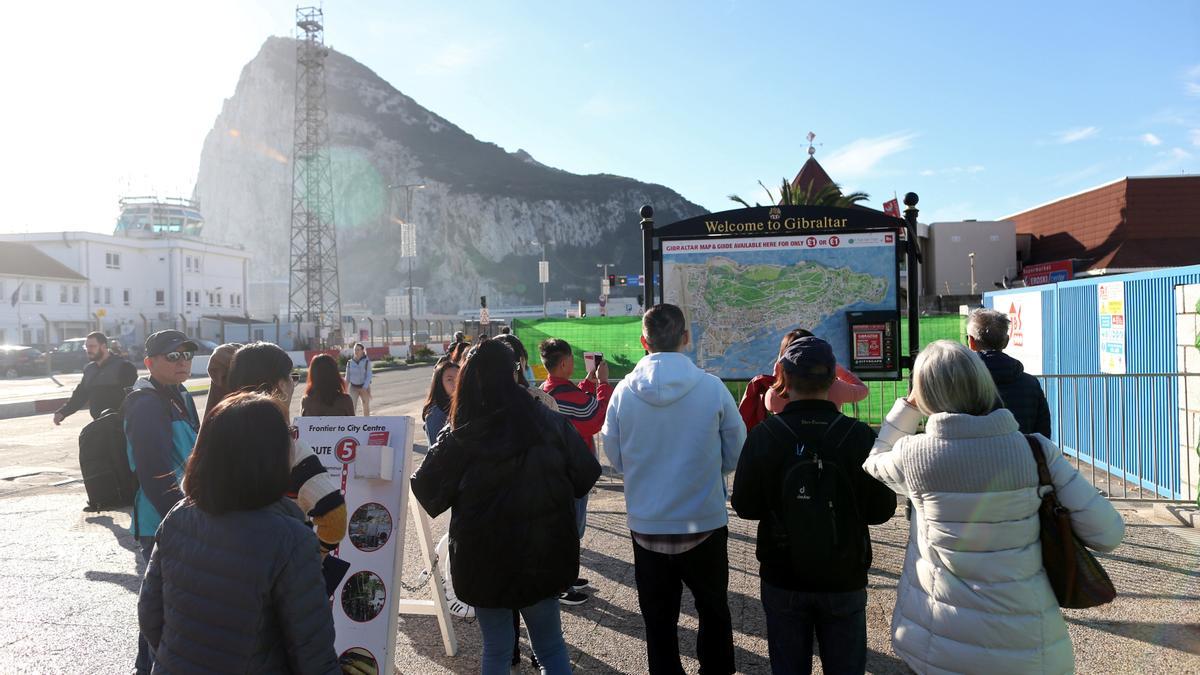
[{"x1": 704, "y1": 216, "x2": 850, "y2": 234}]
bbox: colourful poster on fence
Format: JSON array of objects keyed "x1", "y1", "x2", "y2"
[
  {"x1": 295, "y1": 416, "x2": 415, "y2": 675},
  {"x1": 1098, "y1": 282, "x2": 1126, "y2": 374},
  {"x1": 1001, "y1": 291, "x2": 1044, "y2": 376}
]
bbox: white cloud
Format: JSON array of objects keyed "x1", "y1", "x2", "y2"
[
  {"x1": 1142, "y1": 147, "x2": 1194, "y2": 174},
  {"x1": 822, "y1": 132, "x2": 918, "y2": 179},
  {"x1": 1186, "y1": 64, "x2": 1200, "y2": 97},
  {"x1": 1141, "y1": 133, "x2": 1162, "y2": 146},
  {"x1": 919, "y1": 169, "x2": 936, "y2": 176},
  {"x1": 1055, "y1": 126, "x2": 1100, "y2": 144},
  {"x1": 1190, "y1": 129, "x2": 1200, "y2": 147}
]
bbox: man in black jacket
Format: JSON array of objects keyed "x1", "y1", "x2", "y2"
[
  {"x1": 967, "y1": 308, "x2": 1052, "y2": 437},
  {"x1": 53, "y1": 331, "x2": 138, "y2": 424},
  {"x1": 732, "y1": 336, "x2": 896, "y2": 674}
]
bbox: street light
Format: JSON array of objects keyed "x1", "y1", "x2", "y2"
[
  {"x1": 532, "y1": 239, "x2": 555, "y2": 317},
  {"x1": 596, "y1": 262, "x2": 615, "y2": 317},
  {"x1": 387, "y1": 182, "x2": 425, "y2": 350}
]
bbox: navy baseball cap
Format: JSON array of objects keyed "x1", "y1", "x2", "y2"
[
  {"x1": 779, "y1": 336, "x2": 836, "y2": 375},
  {"x1": 145, "y1": 330, "x2": 198, "y2": 357}
]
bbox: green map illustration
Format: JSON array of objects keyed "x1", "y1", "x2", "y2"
[{"x1": 663, "y1": 242, "x2": 894, "y2": 379}]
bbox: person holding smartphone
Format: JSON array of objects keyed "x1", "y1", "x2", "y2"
[{"x1": 538, "y1": 338, "x2": 611, "y2": 606}]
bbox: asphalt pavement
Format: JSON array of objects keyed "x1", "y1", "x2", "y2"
[{"x1": 0, "y1": 365, "x2": 1198, "y2": 673}]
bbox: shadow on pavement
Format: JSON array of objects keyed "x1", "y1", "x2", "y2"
[{"x1": 1065, "y1": 617, "x2": 1200, "y2": 654}]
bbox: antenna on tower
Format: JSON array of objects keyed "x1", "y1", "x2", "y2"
[{"x1": 288, "y1": 6, "x2": 342, "y2": 346}]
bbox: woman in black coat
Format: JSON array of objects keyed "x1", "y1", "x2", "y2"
[
  {"x1": 138, "y1": 392, "x2": 339, "y2": 674},
  {"x1": 411, "y1": 340, "x2": 600, "y2": 674}
]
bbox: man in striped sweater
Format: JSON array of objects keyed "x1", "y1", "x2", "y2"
[{"x1": 539, "y1": 338, "x2": 611, "y2": 605}]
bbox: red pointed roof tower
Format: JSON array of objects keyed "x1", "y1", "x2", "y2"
[{"x1": 789, "y1": 131, "x2": 835, "y2": 200}]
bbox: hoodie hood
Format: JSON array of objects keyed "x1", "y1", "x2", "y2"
[
  {"x1": 977, "y1": 349, "x2": 1025, "y2": 384},
  {"x1": 625, "y1": 352, "x2": 706, "y2": 407}
]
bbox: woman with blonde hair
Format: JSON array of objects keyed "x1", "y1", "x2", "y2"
[{"x1": 864, "y1": 340, "x2": 1124, "y2": 674}]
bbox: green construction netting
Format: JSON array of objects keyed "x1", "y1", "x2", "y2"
[
  {"x1": 512, "y1": 317, "x2": 646, "y2": 380},
  {"x1": 513, "y1": 313, "x2": 966, "y2": 426}
]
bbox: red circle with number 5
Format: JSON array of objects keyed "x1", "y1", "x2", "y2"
[{"x1": 335, "y1": 437, "x2": 358, "y2": 463}]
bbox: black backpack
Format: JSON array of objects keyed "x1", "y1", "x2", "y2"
[
  {"x1": 761, "y1": 414, "x2": 869, "y2": 581},
  {"x1": 78, "y1": 402, "x2": 138, "y2": 511}
]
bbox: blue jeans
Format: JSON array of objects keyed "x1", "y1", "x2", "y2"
[
  {"x1": 760, "y1": 580, "x2": 867, "y2": 675},
  {"x1": 476, "y1": 596, "x2": 571, "y2": 674},
  {"x1": 575, "y1": 492, "x2": 589, "y2": 539},
  {"x1": 135, "y1": 536, "x2": 156, "y2": 675}
]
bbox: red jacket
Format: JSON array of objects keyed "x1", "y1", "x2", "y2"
[
  {"x1": 738, "y1": 366, "x2": 870, "y2": 432},
  {"x1": 542, "y1": 375, "x2": 612, "y2": 453}
]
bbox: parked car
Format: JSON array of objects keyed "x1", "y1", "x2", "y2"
[
  {"x1": 47, "y1": 338, "x2": 88, "y2": 373},
  {"x1": 0, "y1": 345, "x2": 46, "y2": 378}
]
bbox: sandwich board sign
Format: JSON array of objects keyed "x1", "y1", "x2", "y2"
[{"x1": 295, "y1": 415, "x2": 457, "y2": 673}]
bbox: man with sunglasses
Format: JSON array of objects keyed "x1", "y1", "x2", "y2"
[{"x1": 124, "y1": 330, "x2": 201, "y2": 675}]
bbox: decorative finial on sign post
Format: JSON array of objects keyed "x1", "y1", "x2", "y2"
[{"x1": 807, "y1": 131, "x2": 816, "y2": 156}]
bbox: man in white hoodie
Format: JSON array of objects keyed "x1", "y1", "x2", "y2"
[{"x1": 601, "y1": 303, "x2": 747, "y2": 675}]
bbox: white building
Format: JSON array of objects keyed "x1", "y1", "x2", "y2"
[
  {"x1": 0, "y1": 243, "x2": 91, "y2": 345},
  {"x1": 385, "y1": 287, "x2": 426, "y2": 318},
  {"x1": 0, "y1": 230, "x2": 250, "y2": 348}
]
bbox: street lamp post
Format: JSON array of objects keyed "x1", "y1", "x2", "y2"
[
  {"x1": 532, "y1": 239, "x2": 553, "y2": 318},
  {"x1": 388, "y1": 182, "x2": 426, "y2": 351},
  {"x1": 596, "y1": 262, "x2": 614, "y2": 317}
]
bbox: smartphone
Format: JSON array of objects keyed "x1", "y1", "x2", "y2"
[{"x1": 583, "y1": 352, "x2": 604, "y2": 373}]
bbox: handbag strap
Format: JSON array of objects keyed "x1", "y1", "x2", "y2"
[{"x1": 1026, "y1": 435, "x2": 1053, "y2": 489}]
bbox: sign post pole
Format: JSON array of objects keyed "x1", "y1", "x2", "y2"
[{"x1": 395, "y1": 491, "x2": 459, "y2": 656}]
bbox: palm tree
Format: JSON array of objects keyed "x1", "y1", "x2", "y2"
[{"x1": 728, "y1": 178, "x2": 869, "y2": 209}]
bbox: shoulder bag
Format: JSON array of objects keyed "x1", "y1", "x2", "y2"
[{"x1": 1026, "y1": 435, "x2": 1117, "y2": 609}]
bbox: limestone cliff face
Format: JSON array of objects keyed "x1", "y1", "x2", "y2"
[{"x1": 194, "y1": 37, "x2": 705, "y2": 313}]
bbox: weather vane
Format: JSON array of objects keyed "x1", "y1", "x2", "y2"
[{"x1": 807, "y1": 131, "x2": 817, "y2": 156}]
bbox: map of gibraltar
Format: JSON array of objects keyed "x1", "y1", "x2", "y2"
[{"x1": 662, "y1": 234, "x2": 896, "y2": 379}]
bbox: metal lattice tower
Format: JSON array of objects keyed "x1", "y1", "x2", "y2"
[{"x1": 288, "y1": 6, "x2": 341, "y2": 343}]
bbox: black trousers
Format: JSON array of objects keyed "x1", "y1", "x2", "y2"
[{"x1": 632, "y1": 527, "x2": 735, "y2": 675}]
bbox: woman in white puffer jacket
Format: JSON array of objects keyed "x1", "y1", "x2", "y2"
[{"x1": 864, "y1": 340, "x2": 1124, "y2": 675}]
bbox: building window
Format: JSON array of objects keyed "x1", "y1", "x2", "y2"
[
  {"x1": 194, "y1": 256, "x2": 202, "y2": 272},
  {"x1": 155, "y1": 290, "x2": 165, "y2": 306},
  {"x1": 72, "y1": 286, "x2": 80, "y2": 304},
  {"x1": 21, "y1": 284, "x2": 31, "y2": 302},
  {"x1": 123, "y1": 289, "x2": 131, "y2": 306},
  {"x1": 35, "y1": 284, "x2": 44, "y2": 302},
  {"x1": 105, "y1": 252, "x2": 121, "y2": 269},
  {"x1": 93, "y1": 287, "x2": 101, "y2": 304},
  {"x1": 104, "y1": 288, "x2": 112, "y2": 305},
  {"x1": 60, "y1": 285, "x2": 68, "y2": 303},
  {"x1": 215, "y1": 292, "x2": 222, "y2": 308}
]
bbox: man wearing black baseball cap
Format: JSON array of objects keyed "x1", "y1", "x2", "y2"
[
  {"x1": 732, "y1": 336, "x2": 896, "y2": 674},
  {"x1": 125, "y1": 330, "x2": 201, "y2": 674}
]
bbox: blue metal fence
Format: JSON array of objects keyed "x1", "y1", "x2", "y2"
[{"x1": 986, "y1": 265, "x2": 1200, "y2": 501}]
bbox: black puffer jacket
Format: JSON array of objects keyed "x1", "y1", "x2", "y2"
[
  {"x1": 138, "y1": 498, "x2": 339, "y2": 674},
  {"x1": 411, "y1": 396, "x2": 601, "y2": 609},
  {"x1": 978, "y1": 349, "x2": 1052, "y2": 438}
]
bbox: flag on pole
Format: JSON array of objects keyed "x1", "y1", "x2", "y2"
[
  {"x1": 9, "y1": 283, "x2": 21, "y2": 307},
  {"x1": 883, "y1": 198, "x2": 901, "y2": 218}
]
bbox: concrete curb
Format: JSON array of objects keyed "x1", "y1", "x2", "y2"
[{"x1": 0, "y1": 384, "x2": 211, "y2": 421}]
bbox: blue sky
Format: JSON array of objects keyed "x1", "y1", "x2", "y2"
[{"x1": 4, "y1": 1, "x2": 1198, "y2": 232}]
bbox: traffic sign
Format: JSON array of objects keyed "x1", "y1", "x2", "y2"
[{"x1": 538, "y1": 260, "x2": 549, "y2": 283}]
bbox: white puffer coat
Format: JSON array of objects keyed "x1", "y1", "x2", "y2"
[{"x1": 864, "y1": 401, "x2": 1125, "y2": 675}]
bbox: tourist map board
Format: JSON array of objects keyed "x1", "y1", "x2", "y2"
[{"x1": 662, "y1": 232, "x2": 899, "y2": 380}]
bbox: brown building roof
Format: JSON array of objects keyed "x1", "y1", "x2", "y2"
[
  {"x1": 0, "y1": 242, "x2": 87, "y2": 281},
  {"x1": 790, "y1": 156, "x2": 835, "y2": 196},
  {"x1": 1005, "y1": 176, "x2": 1200, "y2": 272}
]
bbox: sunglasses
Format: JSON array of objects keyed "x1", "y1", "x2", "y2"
[{"x1": 162, "y1": 351, "x2": 195, "y2": 362}]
